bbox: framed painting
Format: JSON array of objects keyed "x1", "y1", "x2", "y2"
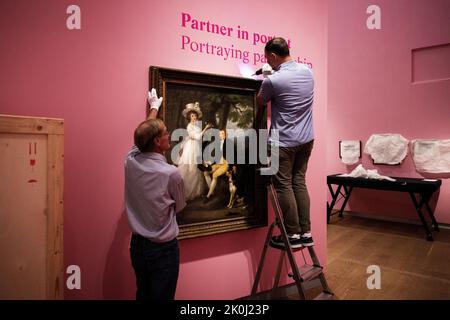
[{"x1": 150, "y1": 66, "x2": 267, "y2": 239}]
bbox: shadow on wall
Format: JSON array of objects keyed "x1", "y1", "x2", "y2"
[
  {"x1": 102, "y1": 210, "x2": 135, "y2": 300},
  {"x1": 419, "y1": 172, "x2": 450, "y2": 180},
  {"x1": 330, "y1": 160, "x2": 445, "y2": 220},
  {"x1": 178, "y1": 207, "x2": 279, "y2": 298},
  {"x1": 102, "y1": 209, "x2": 277, "y2": 299},
  {"x1": 179, "y1": 226, "x2": 278, "y2": 298},
  {"x1": 243, "y1": 203, "x2": 290, "y2": 296}
]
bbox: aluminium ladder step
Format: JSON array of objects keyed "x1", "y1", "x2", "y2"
[
  {"x1": 288, "y1": 264, "x2": 323, "y2": 283},
  {"x1": 269, "y1": 242, "x2": 306, "y2": 251},
  {"x1": 313, "y1": 291, "x2": 334, "y2": 300}
]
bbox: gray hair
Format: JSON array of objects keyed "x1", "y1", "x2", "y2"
[{"x1": 134, "y1": 119, "x2": 164, "y2": 152}]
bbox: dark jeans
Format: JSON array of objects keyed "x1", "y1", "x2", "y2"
[
  {"x1": 130, "y1": 233, "x2": 179, "y2": 300},
  {"x1": 272, "y1": 140, "x2": 314, "y2": 234}
]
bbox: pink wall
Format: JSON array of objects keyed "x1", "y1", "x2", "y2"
[
  {"x1": 0, "y1": 0, "x2": 328, "y2": 299},
  {"x1": 327, "y1": 0, "x2": 450, "y2": 223}
]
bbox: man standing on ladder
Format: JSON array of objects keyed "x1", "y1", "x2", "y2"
[{"x1": 257, "y1": 37, "x2": 315, "y2": 249}]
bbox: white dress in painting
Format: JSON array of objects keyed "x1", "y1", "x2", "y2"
[{"x1": 177, "y1": 121, "x2": 206, "y2": 200}]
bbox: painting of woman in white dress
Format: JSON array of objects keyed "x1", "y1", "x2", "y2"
[
  {"x1": 176, "y1": 102, "x2": 211, "y2": 200},
  {"x1": 154, "y1": 72, "x2": 266, "y2": 238}
]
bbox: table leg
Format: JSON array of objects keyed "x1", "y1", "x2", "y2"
[
  {"x1": 409, "y1": 192, "x2": 433, "y2": 241},
  {"x1": 327, "y1": 184, "x2": 342, "y2": 224},
  {"x1": 339, "y1": 186, "x2": 353, "y2": 217},
  {"x1": 421, "y1": 193, "x2": 439, "y2": 231}
]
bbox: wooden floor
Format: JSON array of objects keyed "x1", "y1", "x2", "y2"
[{"x1": 323, "y1": 215, "x2": 450, "y2": 300}]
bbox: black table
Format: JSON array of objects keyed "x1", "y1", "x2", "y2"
[{"x1": 327, "y1": 174, "x2": 442, "y2": 241}]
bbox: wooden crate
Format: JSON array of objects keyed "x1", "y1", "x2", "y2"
[{"x1": 0, "y1": 114, "x2": 64, "y2": 299}]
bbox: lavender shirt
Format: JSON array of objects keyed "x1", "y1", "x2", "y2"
[
  {"x1": 125, "y1": 146, "x2": 186, "y2": 242},
  {"x1": 259, "y1": 60, "x2": 314, "y2": 147}
]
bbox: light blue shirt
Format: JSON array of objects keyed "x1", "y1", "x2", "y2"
[
  {"x1": 259, "y1": 60, "x2": 314, "y2": 147},
  {"x1": 124, "y1": 146, "x2": 186, "y2": 242}
]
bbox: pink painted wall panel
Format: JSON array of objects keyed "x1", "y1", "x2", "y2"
[
  {"x1": 0, "y1": 0, "x2": 328, "y2": 299},
  {"x1": 412, "y1": 44, "x2": 450, "y2": 83},
  {"x1": 328, "y1": 0, "x2": 450, "y2": 224},
  {"x1": 410, "y1": 0, "x2": 450, "y2": 49}
]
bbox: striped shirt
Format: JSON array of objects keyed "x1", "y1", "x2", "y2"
[{"x1": 125, "y1": 146, "x2": 186, "y2": 242}]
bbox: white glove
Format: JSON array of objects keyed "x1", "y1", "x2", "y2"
[
  {"x1": 148, "y1": 88, "x2": 163, "y2": 111},
  {"x1": 262, "y1": 63, "x2": 273, "y2": 78}
]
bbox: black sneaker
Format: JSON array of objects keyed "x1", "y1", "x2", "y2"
[
  {"x1": 300, "y1": 234, "x2": 314, "y2": 247},
  {"x1": 270, "y1": 234, "x2": 302, "y2": 249}
]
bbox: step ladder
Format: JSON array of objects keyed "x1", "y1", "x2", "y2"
[{"x1": 251, "y1": 181, "x2": 334, "y2": 300}]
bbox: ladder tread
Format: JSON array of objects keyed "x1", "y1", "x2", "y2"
[
  {"x1": 250, "y1": 182, "x2": 334, "y2": 299},
  {"x1": 295, "y1": 264, "x2": 323, "y2": 282},
  {"x1": 313, "y1": 291, "x2": 334, "y2": 300},
  {"x1": 269, "y1": 242, "x2": 306, "y2": 251}
]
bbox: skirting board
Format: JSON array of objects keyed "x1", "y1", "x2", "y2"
[
  {"x1": 340, "y1": 210, "x2": 450, "y2": 230},
  {"x1": 239, "y1": 279, "x2": 321, "y2": 300}
]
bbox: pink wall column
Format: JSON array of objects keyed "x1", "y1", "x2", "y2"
[
  {"x1": 0, "y1": 0, "x2": 328, "y2": 299},
  {"x1": 327, "y1": 0, "x2": 450, "y2": 224}
]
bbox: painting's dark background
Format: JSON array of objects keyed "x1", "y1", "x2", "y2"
[{"x1": 165, "y1": 82, "x2": 254, "y2": 136}]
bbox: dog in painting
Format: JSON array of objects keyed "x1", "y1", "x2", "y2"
[{"x1": 226, "y1": 166, "x2": 238, "y2": 209}]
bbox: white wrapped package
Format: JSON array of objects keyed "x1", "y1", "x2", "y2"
[
  {"x1": 411, "y1": 139, "x2": 450, "y2": 174},
  {"x1": 364, "y1": 134, "x2": 409, "y2": 165},
  {"x1": 338, "y1": 164, "x2": 396, "y2": 181},
  {"x1": 340, "y1": 140, "x2": 360, "y2": 165}
]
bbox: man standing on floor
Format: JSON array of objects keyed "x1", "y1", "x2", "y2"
[
  {"x1": 257, "y1": 37, "x2": 315, "y2": 249},
  {"x1": 125, "y1": 89, "x2": 186, "y2": 300}
]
